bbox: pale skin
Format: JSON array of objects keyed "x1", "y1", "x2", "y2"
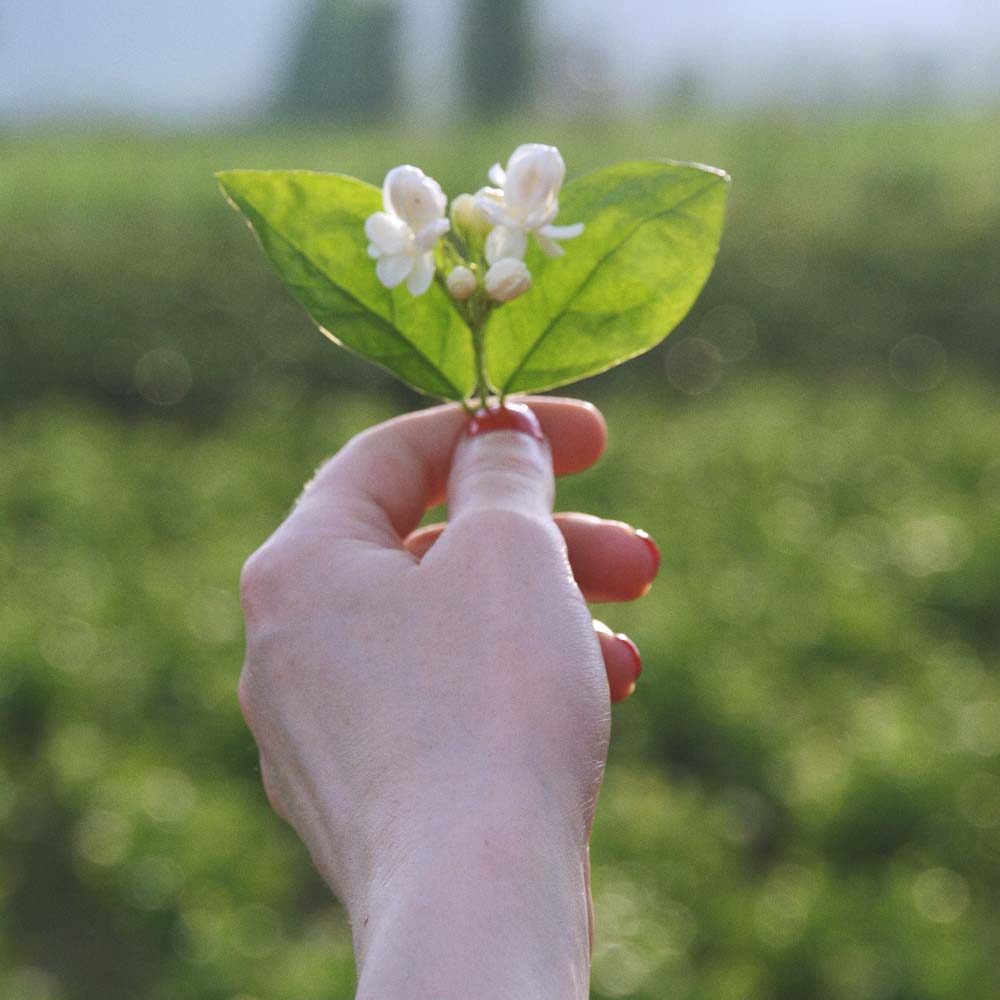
[{"x1": 237, "y1": 396, "x2": 659, "y2": 999}]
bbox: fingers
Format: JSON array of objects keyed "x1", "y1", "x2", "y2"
[
  {"x1": 405, "y1": 514, "x2": 660, "y2": 603},
  {"x1": 447, "y1": 403, "x2": 554, "y2": 524},
  {"x1": 558, "y1": 516, "x2": 660, "y2": 602},
  {"x1": 595, "y1": 621, "x2": 643, "y2": 703},
  {"x1": 288, "y1": 397, "x2": 606, "y2": 550},
  {"x1": 406, "y1": 512, "x2": 652, "y2": 702}
]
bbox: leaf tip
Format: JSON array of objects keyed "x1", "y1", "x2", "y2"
[
  {"x1": 691, "y1": 162, "x2": 732, "y2": 185},
  {"x1": 214, "y1": 169, "x2": 245, "y2": 192}
]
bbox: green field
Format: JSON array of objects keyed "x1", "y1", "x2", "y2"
[
  {"x1": 3, "y1": 112, "x2": 998, "y2": 408},
  {"x1": 2, "y1": 114, "x2": 999, "y2": 999}
]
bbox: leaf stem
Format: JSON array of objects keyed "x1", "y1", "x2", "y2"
[
  {"x1": 472, "y1": 323, "x2": 488, "y2": 410},
  {"x1": 468, "y1": 295, "x2": 496, "y2": 410}
]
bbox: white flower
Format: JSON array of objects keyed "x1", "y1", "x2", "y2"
[
  {"x1": 446, "y1": 265, "x2": 477, "y2": 301},
  {"x1": 484, "y1": 258, "x2": 532, "y2": 302},
  {"x1": 475, "y1": 143, "x2": 584, "y2": 265},
  {"x1": 449, "y1": 193, "x2": 491, "y2": 235},
  {"x1": 365, "y1": 165, "x2": 450, "y2": 296}
]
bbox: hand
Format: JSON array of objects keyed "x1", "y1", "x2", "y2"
[{"x1": 237, "y1": 397, "x2": 658, "y2": 999}]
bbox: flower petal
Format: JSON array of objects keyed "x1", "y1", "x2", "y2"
[
  {"x1": 474, "y1": 187, "x2": 508, "y2": 226},
  {"x1": 365, "y1": 211, "x2": 410, "y2": 255},
  {"x1": 534, "y1": 232, "x2": 565, "y2": 258},
  {"x1": 382, "y1": 165, "x2": 409, "y2": 213},
  {"x1": 415, "y1": 217, "x2": 450, "y2": 251},
  {"x1": 486, "y1": 225, "x2": 529, "y2": 265},
  {"x1": 488, "y1": 162, "x2": 506, "y2": 187},
  {"x1": 367, "y1": 244, "x2": 381, "y2": 259},
  {"x1": 376, "y1": 253, "x2": 414, "y2": 289},
  {"x1": 405, "y1": 252, "x2": 435, "y2": 296},
  {"x1": 503, "y1": 143, "x2": 565, "y2": 218},
  {"x1": 383, "y1": 164, "x2": 447, "y2": 232},
  {"x1": 524, "y1": 202, "x2": 559, "y2": 230},
  {"x1": 540, "y1": 222, "x2": 585, "y2": 240}
]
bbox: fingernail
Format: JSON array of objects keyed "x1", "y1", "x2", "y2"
[
  {"x1": 634, "y1": 528, "x2": 660, "y2": 577},
  {"x1": 615, "y1": 632, "x2": 642, "y2": 680},
  {"x1": 466, "y1": 402, "x2": 545, "y2": 441}
]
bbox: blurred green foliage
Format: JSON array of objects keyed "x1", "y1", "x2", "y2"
[
  {"x1": 2, "y1": 112, "x2": 997, "y2": 416},
  {"x1": 3, "y1": 383, "x2": 999, "y2": 999},
  {"x1": 2, "y1": 115, "x2": 999, "y2": 998}
]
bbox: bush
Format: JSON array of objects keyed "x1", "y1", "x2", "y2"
[
  {"x1": 1, "y1": 113, "x2": 997, "y2": 421},
  {"x1": 3, "y1": 115, "x2": 999, "y2": 997},
  {"x1": 2, "y1": 378, "x2": 999, "y2": 998}
]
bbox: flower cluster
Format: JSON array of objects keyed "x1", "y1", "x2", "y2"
[{"x1": 364, "y1": 143, "x2": 583, "y2": 306}]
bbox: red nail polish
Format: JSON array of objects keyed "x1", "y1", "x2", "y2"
[
  {"x1": 634, "y1": 529, "x2": 660, "y2": 577},
  {"x1": 616, "y1": 632, "x2": 642, "y2": 680},
  {"x1": 466, "y1": 402, "x2": 545, "y2": 441}
]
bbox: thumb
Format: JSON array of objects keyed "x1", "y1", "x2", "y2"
[{"x1": 447, "y1": 402, "x2": 555, "y2": 524}]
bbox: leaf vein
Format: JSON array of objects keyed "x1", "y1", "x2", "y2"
[
  {"x1": 241, "y1": 198, "x2": 464, "y2": 398},
  {"x1": 501, "y1": 175, "x2": 722, "y2": 390}
]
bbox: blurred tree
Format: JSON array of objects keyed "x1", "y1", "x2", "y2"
[
  {"x1": 278, "y1": 0, "x2": 399, "y2": 120},
  {"x1": 460, "y1": 0, "x2": 535, "y2": 115}
]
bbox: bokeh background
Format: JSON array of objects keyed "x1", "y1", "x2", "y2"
[{"x1": 2, "y1": 2, "x2": 999, "y2": 998}]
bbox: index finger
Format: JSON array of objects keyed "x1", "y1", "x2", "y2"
[{"x1": 286, "y1": 396, "x2": 607, "y2": 550}]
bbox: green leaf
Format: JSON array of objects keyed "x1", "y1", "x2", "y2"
[
  {"x1": 216, "y1": 170, "x2": 475, "y2": 400},
  {"x1": 485, "y1": 161, "x2": 730, "y2": 395}
]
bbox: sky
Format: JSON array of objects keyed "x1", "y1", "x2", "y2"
[
  {"x1": 1, "y1": 0, "x2": 997, "y2": 122},
  {"x1": 0, "y1": 0, "x2": 305, "y2": 121},
  {"x1": 542, "y1": 0, "x2": 1000, "y2": 102}
]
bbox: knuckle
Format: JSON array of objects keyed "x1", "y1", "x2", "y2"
[
  {"x1": 451, "y1": 452, "x2": 554, "y2": 518},
  {"x1": 456, "y1": 507, "x2": 562, "y2": 553},
  {"x1": 239, "y1": 543, "x2": 283, "y2": 623},
  {"x1": 259, "y1": 760, "x2": 288, "y2": 821},
  {"x1": 442, "y1": 510, "x2": 568, "y2": 592},
  {"x1": 461, "y1": 446, "x2": 546, "y2": 492},
  {"x1": 237, "y1": 667, "x2": 257, "y2": 728},
  {"x1": 478, "y1": 440, "x2": 543, "y2": 477}
]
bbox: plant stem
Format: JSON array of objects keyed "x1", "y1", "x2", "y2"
[
  {"x1": 472, "y1": 322, "x2": 489, "y2": 410},
  {"x1": 467, "y1": 294, "x2": 494, "y2": 410}
]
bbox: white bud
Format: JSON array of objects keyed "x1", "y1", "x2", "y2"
[
  {"x1": 485, "y1": 258, "x2": 532, "y2": 303},
  {"x1": 446, "y1": 266, "x2": 477, "y2": 301},
  {"x1": 450, "y1": 193, "x2": 491, "y2": 235}
]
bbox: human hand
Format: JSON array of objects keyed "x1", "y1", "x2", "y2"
[{"x1": 237, "y1": 397, "x2": 659, "y2": 999}]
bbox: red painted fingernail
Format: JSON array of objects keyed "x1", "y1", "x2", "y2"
[
  {"x1": 616, "y1": 632, "x2": 642, "y2": 680},
  {"x1": 466, "y1": 402, "x2": 545, "y2": 441},
  {"x1": 634, "y1": 528, "x2": 660, "y2": 578}
]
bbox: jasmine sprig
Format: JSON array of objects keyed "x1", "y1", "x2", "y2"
[
  {"x1": 362, "y1": 145, "x2": 585, "y2": 408},
  {"x1": 216, "y1": 146, "x2": 730, "y2": 407}
]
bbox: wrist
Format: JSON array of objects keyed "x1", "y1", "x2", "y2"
[{"x1": 351, "y1": 786, "x2": 592, "y2": 1000}]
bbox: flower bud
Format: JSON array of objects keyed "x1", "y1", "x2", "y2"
[
  {"x1": 446, "y1": 265, "x2": 477, "y2": 301},
  {"x1": 485, "y1": 258, "x2": 532, "y2": 303},
  {"x1": 450, "y1": 193, "x2": 491, "y2": 235}
]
